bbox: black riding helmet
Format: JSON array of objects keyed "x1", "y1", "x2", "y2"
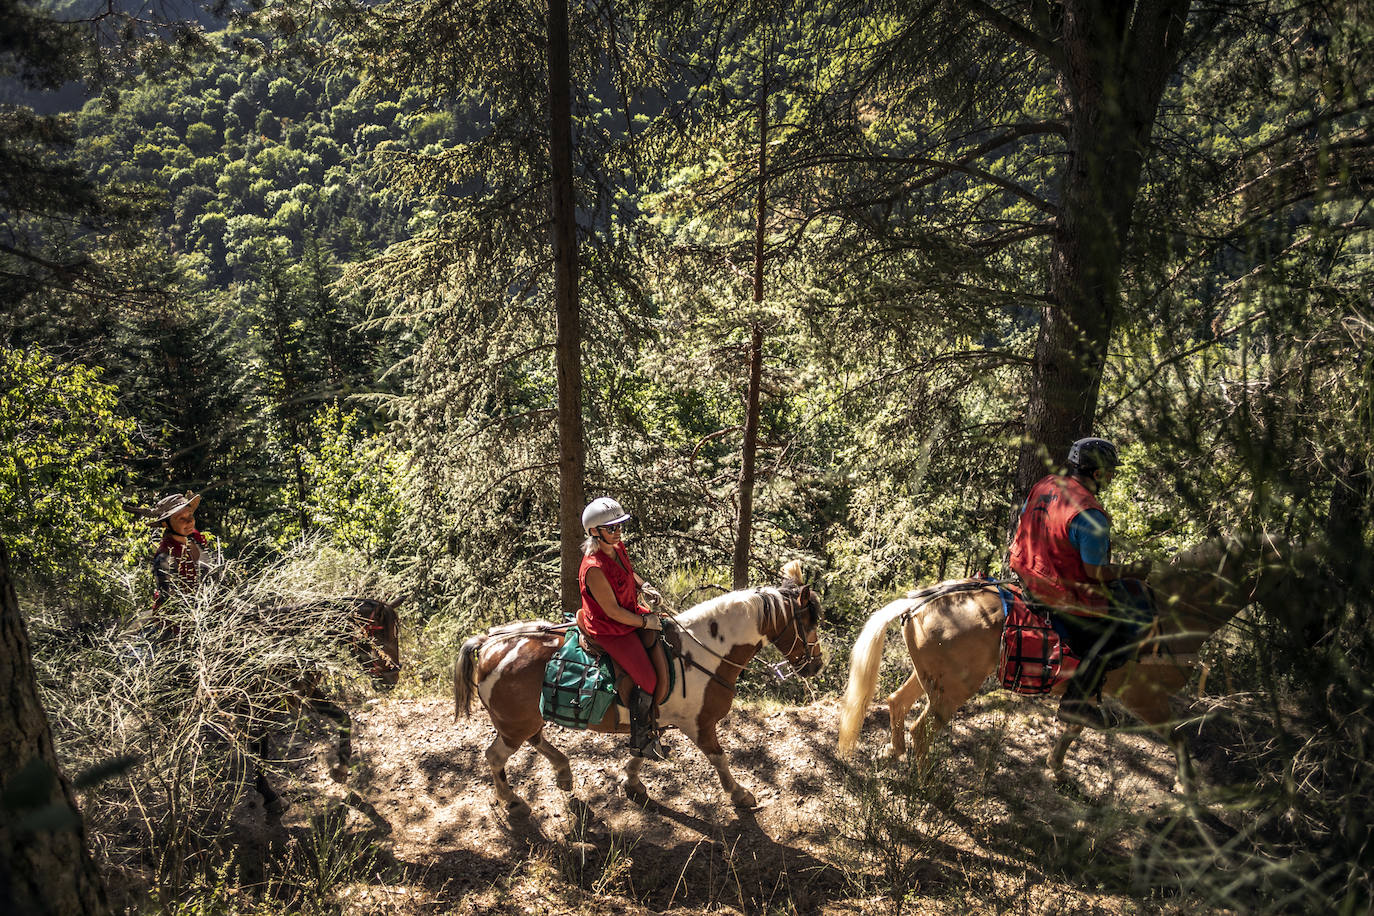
[{"x1": 1067, "y1": 437, "x2": 1119, "y2": 473}]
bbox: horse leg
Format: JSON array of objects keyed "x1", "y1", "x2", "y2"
[
  {"x1": 485, "y1": 734, "x2": 531, "y2": 814},
  {"x1": 907, "y1": 676, "x2": 973, "y2": 772},
  {"x1": 253, "y1": 733, "x2": 288, "y2": 817},
  {"x1": 530, "y1": 730, "x2": 574, "y2": 792},
  {"x1": 882, "y1": 670, "x2": 926, "y2": 762},
  {"x1": 1118, "y1": 674, "x2": 1195, "y2": 792},
  {"x1": 618, "y1": 755, "x2": 648, "y2": 802},
  {"x1": 692, "y1": 722, "x2": 755, "y2": 807},
  {"x1": 1048, "y1": 724, "x2": 1082, "y2": 777},
  {"x1": 305, "y1": 693, "x2": 353, "y2": 783}
]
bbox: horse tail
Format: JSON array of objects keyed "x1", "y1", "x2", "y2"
[
  {"x1": 454, "y1": 634, "x2": 486, "y2": 720},
  {"x1": 837, "y1": 597, "x2": 916, "y2": 757}
]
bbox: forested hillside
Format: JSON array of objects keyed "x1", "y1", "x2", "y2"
[{"x1": 1, "y1": 0, "x2": 1370, "y2": 913}]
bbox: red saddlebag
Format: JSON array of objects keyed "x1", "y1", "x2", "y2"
[{"x1": 997, "y1": 585, "x2": 1079, "y2": 695}]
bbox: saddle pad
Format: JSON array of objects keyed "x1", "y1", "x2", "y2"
[
  {"x1": 997, "y1": 586, "x2": 1079, "y2": 696},
  {"x1": 540, "y1": 627, "x2": 619, "y2": 730}
]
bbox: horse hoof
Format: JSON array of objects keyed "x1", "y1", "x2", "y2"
[
  {"x1": 265, "y1": 795, "x2": 290, "y2": 818},
  {"x1": 329, "y1": 763, "x2": 350, "y2": 783},
  {"x1": 505, "y1": 799, "x2": 531, "y2": 818},
  {"x1": 556, "y1": 772, "x2": 574, "y2": 792},
  {"x1": 618, "y1": 779, "x2": 648, "y2": 803},
  {"x1": 731, "y1": 789, "x2": 757, "y2": 808}
]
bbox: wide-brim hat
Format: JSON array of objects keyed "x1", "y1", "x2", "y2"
[{"x1": 134, "y1": 491, "x2": 202, "y2": 524}]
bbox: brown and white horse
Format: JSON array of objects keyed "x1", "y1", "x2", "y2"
[
  {"x1": 836, "y1": 536, "x2": 1290, "y2": 789},
  {"x1": 454, "y1": 561, "x2": 824, "y2": 814}
]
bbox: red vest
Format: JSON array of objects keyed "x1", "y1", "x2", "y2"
[
  {"x1": 152, "y1": 529, "x2": 208, "y2": 612},
  {"x1": 577, "y1": 542, "x2": 646, "y2": 637},
  {"x1": 1009, "y1": 474, "x2": 1110, "y2": 616}
]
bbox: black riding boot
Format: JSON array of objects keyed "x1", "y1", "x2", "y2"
[{"x1": 628, "y1": 687, "x2": 668, "y2": 760}]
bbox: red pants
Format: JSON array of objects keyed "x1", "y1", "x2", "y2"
[{"x1": 593, "y1": 631, "x2": 657, "y2": 694}]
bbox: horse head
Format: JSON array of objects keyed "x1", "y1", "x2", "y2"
[
  {"x1": 351, "y1": 596, "x2": 403, "y2": 690},
  {"x1": 1155, "y1": 532, "x2": 1297, "y2": 637},
  {"x1": 771, "y1": 560, "x2": 825, "y2": 677}
]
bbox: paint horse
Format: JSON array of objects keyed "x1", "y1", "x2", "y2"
[
  {"x1": 454, "y1": 561, "x2": 824, "y2": 814},
  {"x1": 837, "y1": 536, "x2": 1290, "y2": 790}
]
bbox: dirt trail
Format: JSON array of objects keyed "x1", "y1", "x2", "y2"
[{"x1": 274, "y1": 691, "x2": 1197, "y2": 914}]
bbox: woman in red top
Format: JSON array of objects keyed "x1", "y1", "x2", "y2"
[{"x1": 577, "y1": 496, "x2": 667, "y2": 760}]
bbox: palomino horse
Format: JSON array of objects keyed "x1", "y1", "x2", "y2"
[
  {"x1": 837, "y1": 536, "x2": 1287, "y2": 789},
  {"x1": 454, "y1": 561, "x2": 824, "y2": 814}
]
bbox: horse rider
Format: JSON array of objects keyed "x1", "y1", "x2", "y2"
[
  {"x1": 135, "y1": 490, "x2": 211, "y2": 639},
  {"x1": 1008, "y1": 438, "x2": 1154, "y2": 729},
  {"x1": 577, "y1": 496, "x2": 670, "y2": 760}
]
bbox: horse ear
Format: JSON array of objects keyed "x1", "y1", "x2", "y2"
[{"x1": 388, "y1": 595, "x2": 407, "y2": 610}]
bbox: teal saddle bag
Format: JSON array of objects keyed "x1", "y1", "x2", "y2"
[
  {"x1": 539, "y1": 627, "x2": 619, "y2": 730},
  {"x1": 538, "y1": 625, "x2": 677, "y2": 730}
]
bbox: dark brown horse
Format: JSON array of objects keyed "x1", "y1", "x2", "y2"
[
  {"x1": 837, "y1": 536, "x2": 1289, "y2": 790},
  {"x1": 454, "y1": 561, "x2": 824, "y2": 814},
  {"x1": 253, "y1": 595, "x2": 403, "y2": 812}
]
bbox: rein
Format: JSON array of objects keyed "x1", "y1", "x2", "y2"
[{"x1": 661, "y1": 588, "x2": 817, "y2": 689}]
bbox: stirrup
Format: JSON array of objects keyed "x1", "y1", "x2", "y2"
[{"x1": 632, "y1": 731, "x2": 669, "y2": 761}]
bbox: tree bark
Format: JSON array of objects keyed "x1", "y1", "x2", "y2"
[
  {"x1": 1014, "y1": 0, "x2": 1191, "y2": 497},
  {"x1": 0, "y1": 539, "x2": 111, "y2": 915},
  {"x1": 734, "y1": 324, "x2": 764, "y2": 589},
  {"x1": 547, "y1": 0, "x2": 586, "y2": 612},
  {"x1": 732, "y1": 61, "x2": 769, "y2": 590},
  {"x1": 1320, "y1": 449, "x2": 1374, "y2": 640}
]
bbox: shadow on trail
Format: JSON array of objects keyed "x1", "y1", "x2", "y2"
[{"x1": 547, "y1": 796, "x2": 853, "y2": 914}]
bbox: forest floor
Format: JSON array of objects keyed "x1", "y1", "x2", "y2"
[{"x1": 237, "y1": 686, "x2": 1241, "y2": 916}]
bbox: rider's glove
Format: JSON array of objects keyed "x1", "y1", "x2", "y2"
[
  {"x1": 640, "y1": 583, "x2": 663, "y2": 607},
  {"x1": 1123, "y1": 559, "x2": 1153, "y2": 580},
  {"x1": 639, "y1": 613, "x2": 663, "y2": 632}
]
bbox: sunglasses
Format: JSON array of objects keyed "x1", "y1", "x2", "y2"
[{"x1": 599, "y1": 523, "x2": 624, "y2": 532}]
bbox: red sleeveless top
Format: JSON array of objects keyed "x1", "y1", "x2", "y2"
[
  {"x1": 577, "y1": 542, "x2": 647, "y2": 637},
  {"x1": 1009, "y1": 474, "x2": 1110, "y2": 616}
]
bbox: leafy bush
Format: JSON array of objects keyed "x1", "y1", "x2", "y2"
[{"x1": 0, "y1": 346, "x2": 138, "y2": 610}]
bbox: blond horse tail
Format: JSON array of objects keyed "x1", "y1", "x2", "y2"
[
  {"x1": 837, "y1": 597, "x2": 916, "y2": 756},
  {"x1": 454, "y1": 634, "x2": 487, "y2": 720}
]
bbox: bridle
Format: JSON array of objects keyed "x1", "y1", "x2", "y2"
[
  {"x1": 763, "y1": 592, "x2": 823, "y2": 681},
  {"x1": 668, "y1": 587, "x2": 821, "y2": 684},
  {"x1": 357, "y1": 599, "x2": 401, "y2": 679}
]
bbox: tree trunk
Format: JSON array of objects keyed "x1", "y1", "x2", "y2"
[
  {"x1": 0, "y1": 539, "x2": 111, "y2": 915},
  {"x1": 548, "y1": 0, "x2": 585, "y2": 612},
  {"x1": 1015, "y1": 0, "x2": 1191, "y2": 497},
  {"x1": 1319, "y1": 449, "x2": 1374, "y2": 641},
  {"x1": 732, "y1": 62, "x2": 769, "y2": 590},
  {"x1": 734, "y1": 324, "x2": 764, "y2": 589}
]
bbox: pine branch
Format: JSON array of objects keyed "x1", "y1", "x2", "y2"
[{"x1": 959, "y1": 0, "x2": 1063, "y2": 67}]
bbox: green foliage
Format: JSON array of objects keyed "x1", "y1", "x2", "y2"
[
  {"x1": 277, "y1": 404, "x2": 407, "y2": 566},
  {"x1": 0, "y1": 346, "x2": 138, "y2": 603}
]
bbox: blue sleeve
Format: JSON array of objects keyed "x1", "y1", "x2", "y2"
[{"x1": 1068, "y1": 509, "x2": 1111, "y2": 566}]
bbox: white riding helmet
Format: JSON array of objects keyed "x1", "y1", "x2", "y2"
[{"x1": 581, "y1": 497, "x2": 632, "y2": 532}]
